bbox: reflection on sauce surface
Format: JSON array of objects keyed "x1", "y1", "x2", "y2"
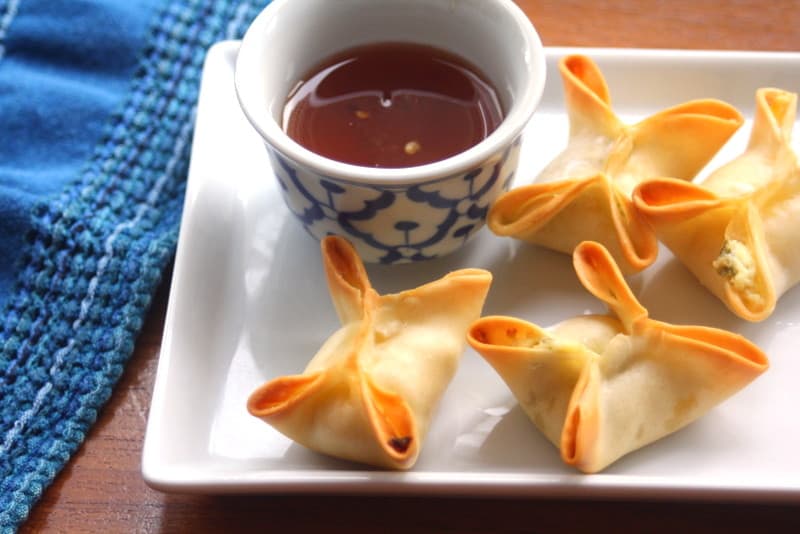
[{"x1": 283, "y1": 42, "x2": 504, "y2": 168}]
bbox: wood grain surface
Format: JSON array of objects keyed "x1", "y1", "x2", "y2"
[{"x1": 20, "y1": 1, "x2": 800, "y2": 532}]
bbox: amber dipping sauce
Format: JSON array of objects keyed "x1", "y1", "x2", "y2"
[{"x1": 283, "y1": 42, "x2": 504, "y2": 168}]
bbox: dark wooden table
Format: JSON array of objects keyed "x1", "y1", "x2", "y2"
[{"x1": 21, "y1": 1, "x2": 800, "y2": 532}]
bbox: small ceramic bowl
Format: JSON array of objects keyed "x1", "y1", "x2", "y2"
[{"x1": 235, "y1": 0, "x2": 545, "y2": 263}]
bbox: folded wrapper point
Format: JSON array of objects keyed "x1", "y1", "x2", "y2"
[
  {"x1": 488, "y1": 54, "x2": 744, "y2": 274},
  {"x1": 247, "y1": 235, "x2": 492, "y2": 469},
  {"x1": 634, "y1": 88, "x2": 800, "y2": 322},
  {"x1": 467, "y1": 241, "x2": 768, "y2": 473}
]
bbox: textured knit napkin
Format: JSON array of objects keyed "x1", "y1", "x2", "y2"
[{"x1": 0, "y1": 1, "x2": 269, "y2": 531}]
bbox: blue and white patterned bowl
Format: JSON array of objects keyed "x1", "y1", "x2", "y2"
[
  {"x1": 235, "y1": 0, "x2": 545, "y2": 263},
  {"x1": 265, "y1": 137, "x2": 522, "y2": 263}
]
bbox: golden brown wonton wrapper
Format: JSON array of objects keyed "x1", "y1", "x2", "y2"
[
  {"x1": 634, "y1": 88, "x2": 799, "y2": 322},
  {"x1": 488, "y1": 54, "x2": 744, "y2": 274},
  {"x1": 467, "y1": 241, "x2": 767, "y2": 473},
  {"x1": 248, "y1": 236, "x2": 492, "y2": 469}
]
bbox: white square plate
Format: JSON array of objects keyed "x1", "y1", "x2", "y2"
[{"x1": 142, "y1": 41, "x2": 800, "y2": 500}]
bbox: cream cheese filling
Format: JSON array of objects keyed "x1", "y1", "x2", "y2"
[{"x1": 712, "y1": 239, "x2": 764, "y2": 308}]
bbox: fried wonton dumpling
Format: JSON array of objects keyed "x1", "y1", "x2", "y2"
[
  {"x1": 247, "y1": 236, "x2": 492, "y2": 469},
  {"x1": 634, "y1": 88, "x2": 799, "y2": 321},
  {"x1": 467, "y1": 241, "x2": 768, "y2": 473},
  {"x1": 488, "y1": 55, "x2": 744, "y2": 274}
]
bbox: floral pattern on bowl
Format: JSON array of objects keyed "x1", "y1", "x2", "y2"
[{"x1": 266, "y1": 136, "x2": 521, "y2": 264}]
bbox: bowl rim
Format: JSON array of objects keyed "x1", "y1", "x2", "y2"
[{"x1": 234, "y1": 0, "x2": 546, "y2": 187}]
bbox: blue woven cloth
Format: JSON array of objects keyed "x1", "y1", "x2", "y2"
[{"x1": 0, "y1": 1, "x2": 269, "y2": 530}]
